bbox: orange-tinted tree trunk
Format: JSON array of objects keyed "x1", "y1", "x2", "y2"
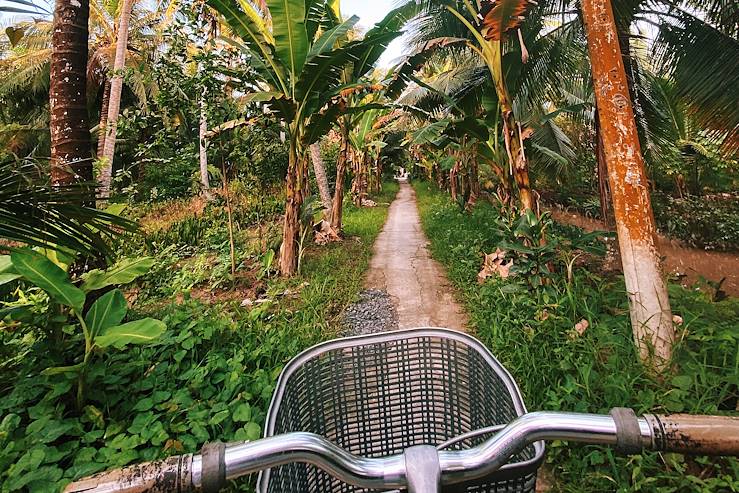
[
  {"x1": 582, "y1": 0, "x2": 674, "y2": 370},
  {"x1": 50, "y1": 0, "x2": 92, "y2": 186}
]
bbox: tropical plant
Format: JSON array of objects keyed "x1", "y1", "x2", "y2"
[
  {"x1": 207, "y1": 0, "x2": 417, "y2": 274},
  {"x1": 0, "y1": 159, "x2": 136, "y2": 259},
  {"x1": 2, "y1": 250, "x2": 165, "y2": 406}
]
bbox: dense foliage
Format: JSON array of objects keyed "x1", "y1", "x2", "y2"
[
  {"x1": 415, "y1": 183, "x2": 739, "y2": 492},
  {"x1": 0, "y1": 183, "x2": 398, "y2": 492}
]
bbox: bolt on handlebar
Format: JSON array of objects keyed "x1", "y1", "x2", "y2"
[{"x1": 63, "y1": 410, "x2": 739, "y2": 493}]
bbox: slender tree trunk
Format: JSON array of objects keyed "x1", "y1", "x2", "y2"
[
  {"x1": 49, "y1": 0, "x2": 92, "y2": 187},
  {"x1": 466, "y1": 146, "x2": 479, "y2": 209},
  {"x1": 374, "y1": 158, "x2": 382, "y2": 192},
  {"x1": 582, "y1": 0, "x2": 674, "y2": 371},
  {"x1": 199, "y1": 95, "x2": 211, "y2": 197},
  {"x1": 279, "y1": 139, "x2": 304, "y2": 276},
  {"x1": 330, "y1": 122, "x2": 349, "y2": 231},
  {"x1": 487, "y1": 41, "x2": 534, "y2": 212},
  {"x1": 309, "y1": 142, "x2": 331, "y2": 211},
  {"x1": 97, "y1": 79, "x2": 110, "y2": 157},
  {"x1": 99, "y1": 0, "x2": 134, "y2": 199}
]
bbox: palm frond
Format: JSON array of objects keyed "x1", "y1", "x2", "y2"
[{"x1": 0, "y1": 159, "x2": 137, "y2": 259}]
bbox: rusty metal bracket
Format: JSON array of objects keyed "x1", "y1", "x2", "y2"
[
  {"x1": 610, "y1": 407, "x2": 642, "y2": 454},
  {"x1": 201, "y1": 441, "x2": 226, "y2": 493}
]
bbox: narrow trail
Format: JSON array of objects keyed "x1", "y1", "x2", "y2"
[{"x1": 365, "y1": 180, "x2": 468, "y2": 331}]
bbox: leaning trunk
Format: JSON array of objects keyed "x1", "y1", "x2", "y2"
[
  {"x1": 199, "y1": 95, "x2": 211, "y2": 197},
  {"x1": 582, "y1": 0, "x2": 674, "y2": 371},
  {"x1": 279, "y1": 140, "x2": 304, "y2": 276},
  {"x1": 49, "y1": 0, "x2": 92, "y2": 187},
  {"x1": 485, "y1": 40, "x2": 534, "y2": 212},
  {"x1": 99, "y1": 0, "x2": 134, "y2": 199},
  {"x1": 330, "y1": 123, "x2": 349, "y2": 231},
  {"x1": 309, "y1": 142, "x2": 331, "y2": 211}
]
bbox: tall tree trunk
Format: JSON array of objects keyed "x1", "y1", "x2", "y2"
[
  {"x1": 49, "y1": 0, "x2": 92, "y2": 187},
  {"x1": 99, "y1": 0, "x2": 134, "y2": 199},
  {"x1": 199, "y1": 95, "x2": 211, "y2": 198},
  {"x1": 309, "y1": 142, "x2": 331, "y2": 211},
  {"x1": 97, "y1": 79, "x2": 110, "y2": 157},
  {"x1": 279, "y1": 139, "x2": 304, "y2": 276},
  {"x1": 594, "y1": 108, "x2": 611, "y2": 223},
  {"x1": 582, "y1": 0, "x2": 674, "y2": 371},
  {"x1": 330, "y1": 122, "x2": 349, "y2": 231}
]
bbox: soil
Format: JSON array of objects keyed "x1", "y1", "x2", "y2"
[{"x1": 550, "y1": 208, "x2": 739, "y2": 298}]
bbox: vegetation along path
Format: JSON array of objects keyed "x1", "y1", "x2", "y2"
[{"x1": 364, "y1": 179, "x2": 468, "y2": 331}]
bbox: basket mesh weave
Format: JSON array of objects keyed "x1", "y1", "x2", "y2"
[{"x1": 259, "y1": 329, "x2": 542, "y2": 492}]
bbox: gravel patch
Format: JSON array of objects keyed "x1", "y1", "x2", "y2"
[{"x1": 342, "y1": 289, "x2": 398, "y2": 336}]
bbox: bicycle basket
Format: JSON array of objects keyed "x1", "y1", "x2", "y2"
[{"x1": 257, "y1": 328, "x2": 545, "y2": 492}]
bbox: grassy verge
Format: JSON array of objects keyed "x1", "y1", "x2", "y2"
[
  {"x1": 414, "y1": 182, "x2": 739, "y2": 493},
  {"x1": 0, "y1": 183, "x2": 396, "y2": 492}
]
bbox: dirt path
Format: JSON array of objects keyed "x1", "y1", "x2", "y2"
[
  {"x1": 550, "y1": 209, "x2": 739, "y2": 298},
  {"x1": 365, "y1": 180, "x2": 468, "y2": 330}
]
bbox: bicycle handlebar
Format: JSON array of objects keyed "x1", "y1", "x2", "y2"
[{"x1": 63, "y1": 410, "x2": 739, "y2": 493}]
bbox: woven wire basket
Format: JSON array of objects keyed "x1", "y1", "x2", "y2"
[{"x1": 257, "y1": 328, "x2": 545, "y2": 493}]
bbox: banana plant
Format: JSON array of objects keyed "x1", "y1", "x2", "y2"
[
  {"x1": 1, "y1": 250, "x2": 165, "y2": 407},
  {"x1": 207, "y1": 0, "x2": 417, "y2": 274},
  {"x1": 348, "y1": 107, "x2": 392, "y2": 204}
]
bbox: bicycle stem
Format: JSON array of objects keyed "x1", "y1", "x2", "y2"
[{"x1": 63, "y1": 410, "x2": 739, "y2": 493}]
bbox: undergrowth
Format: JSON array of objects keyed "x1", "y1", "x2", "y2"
[
  {"x1": 0, "y1": 184, "x2": 396, "y2": 492},
  {"x1": 414, "y1": 182, "x2": 739, "y2": 493}
]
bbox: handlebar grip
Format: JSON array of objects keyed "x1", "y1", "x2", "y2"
[
  {"x1": 648, "y1": 414, "x2": 739, "y2": 456},
  {"x1": 63, "y1": 454, "x2": 192, "y2": 493}
]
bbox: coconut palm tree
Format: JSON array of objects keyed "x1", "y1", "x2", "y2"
[
  {"x1": 207, "y1": 0, "x2": 417, "y2": 275},
  {"x1": 48, "y1": 0, "x2": 93, "y2": 187}
]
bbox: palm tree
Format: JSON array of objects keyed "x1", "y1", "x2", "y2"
[
  {"x1": 1, "y1": 0, "x2": 161, "y2": 172},
  {"x1": 98, "y1": 0, "x2": 136, "y2": 199},
  {"x1": 207, "y1": 0, "x2": 416, "y2": 275},
  {"x1": 49, "y1": 0, "x2": 93, "y2": 187}
]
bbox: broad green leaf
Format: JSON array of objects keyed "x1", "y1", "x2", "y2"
[
  {"x1": 233, "y1": 403, "x2": 252, "y2": 422},
  {"x1": 267, "y1": 0, "x2": 309, "y2": 80},
  {"x1": 0, "y1": 272, "x2": 21, "y2": 286},
  {"x1": 208, "y1": 0, "x2": 287, "y2": 93},
  {"x1": 0, "y1": 255, "x2": 13, "y2": 273},
  {"x1": 241, "y1": 91, "x2": 286, "y2": 104},
  {"x1": 80, "y1": 257, "x2": 154, "y2": 292},
  {"x1": 95, "y1": 318, "x2": 165, "y2": 349},
  {"x1": 10, "y1": 251, "x2": 85, "y2": 312},
  {"x1": 85, "y1": 289, "x2": 127, "y2": 338},
  {"x1": 306, "y1": 15, "x2": 358, "y2": 61}
]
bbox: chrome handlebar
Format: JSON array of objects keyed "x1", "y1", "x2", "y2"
[{"x1": 63, "y1": 410, "x2": 739, "y2": 493}]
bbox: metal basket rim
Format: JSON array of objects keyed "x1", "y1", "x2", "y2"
[{"x1": 257, "y1": 327, "x2": 545, "y2": 491}]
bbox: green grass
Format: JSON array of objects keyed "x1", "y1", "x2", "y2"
[
  {"x1": 413, "y1": 182, "x2": 739, "y2": 493},
  {"x1": 0, "y1": 184, "x2": 396, "y2": 492}
]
